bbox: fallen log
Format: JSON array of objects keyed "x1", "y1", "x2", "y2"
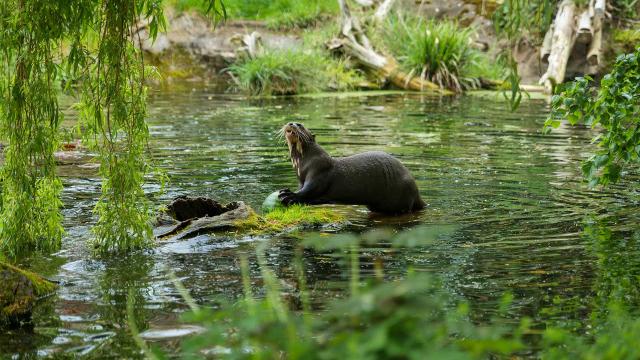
[
  {"x1": 478, "y1": 78, "x2": 546, "y2": 92},
  {"x1": 331, "y1": 0, "x2": 448, "y2": 93},
  {"x1": 539, "y1": 0, "x2": 577, "y2": 94},
  {"x1": 230, "y1": 31, "x2": 264, "y2": 59}
]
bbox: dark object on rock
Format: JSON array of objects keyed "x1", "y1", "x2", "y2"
[
  {"x1": 1, "y1": 262, "x2": 56, "y2": 328},
  {"x1": 167, "y1": 196, "x2": 239, "y2": 221},
  {"x1": 156, "y1": 198, "x2": 252, "y2": 240},
  {"x1": 278, "y1": 123, "x2": 425, "y2": 214}
]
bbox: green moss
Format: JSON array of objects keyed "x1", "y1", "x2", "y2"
[{"x1": 234, "y1": 205, "x2": 344, "y2": 234}]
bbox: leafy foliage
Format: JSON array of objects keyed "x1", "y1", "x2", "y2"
[
  {"x1": 545, "y1": 48, "x2": 640, "y2": 187},
  {"x1": 543, "y1": 304, "x2": 640, "y2": 360},
  {"x1": 381, "y1": 15, "x2": 498, "y2": 92},
  {"x1": 127, "y1": 224, "x2": 640, "y2": 359},
  {"x1": 76, "y1": 0, "x2": 165, "y2": 253},
  {"x1": 0, "y1": 0, "x2": 85, "y2": 256},
  {"x1": 493, "y1": 0, "x2": 554, "y2": 37},
  {"x1": 0, "y1": 0, "x2": 224, "y2": 256}
]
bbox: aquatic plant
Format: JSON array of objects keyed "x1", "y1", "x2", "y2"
[
  {"x1": 227, "y1": 50, "x2": 322, "y2": 95},
  {"x1": 545, "y1": 47, "x2": 640, "y2": 187},
  {"x1": 131, "y1": 229, "x2": 529, "y2": 359},
  {"x1": 124, "y1": 222, "x2": 640, "y2": 359},
  {"x1": 381, "y1": 15, "x2": 496, "y2": 92}
]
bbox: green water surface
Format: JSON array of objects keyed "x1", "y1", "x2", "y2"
[{"x1": 2, "y1": 89, "x2": 639, "y2": 357}]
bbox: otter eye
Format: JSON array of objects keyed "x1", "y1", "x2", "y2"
[{"x1": 295, "y1": 123, "x2": 302, "y2": 127}]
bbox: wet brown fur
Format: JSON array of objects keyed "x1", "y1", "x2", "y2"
[{"x1": 278, "y1": 123, "x2": 425, "y2": 214}]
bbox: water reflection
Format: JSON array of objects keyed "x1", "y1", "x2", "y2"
[{"x1": 585, "y1": 220, "x2": 640, "y2": 324}]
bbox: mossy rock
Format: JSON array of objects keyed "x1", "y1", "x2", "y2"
[{"x1": 0, "y1": 262, "x2": 56, "y2": 328}]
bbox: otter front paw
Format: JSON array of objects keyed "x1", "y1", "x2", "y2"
[{"x1": 278, "y1": 189, "x2": 300, "y2": 206}]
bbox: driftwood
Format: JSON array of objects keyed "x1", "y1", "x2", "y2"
[
  {"x1": 353, "y1": 0, "x2": 375, "y2": 6},
  {"x1": 330, "y1": 0, "x2": 447, "y2": 93},
  {"x1": 539, "y1": 0, "x2": 608, "y2": 91},
  {"x1": 539, "y1": 0, "x2": 577, "y2": 93},
  {"x1": 154, "y1": 198, "x2": 252, "y2": 241}
]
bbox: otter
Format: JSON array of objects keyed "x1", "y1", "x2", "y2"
[{"x1": 278, "y1": 122, "x2": 425, "y2": 214}]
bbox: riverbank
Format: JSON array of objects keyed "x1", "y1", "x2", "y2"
[{"x1": 139, "y1": 1, "x2": 638, "y2": 95}]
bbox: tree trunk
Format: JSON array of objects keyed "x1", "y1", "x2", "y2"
[
  {"x1": 587, "y1": 0, "x2": 605, "y2": 66},
  {"x1": 539, "y1": 0, "x2": 577, "y2": 94},
  {"x1": 540, "y1": 25, "x2": 553, "y2": 63},
  {"x1": 577, "y1": 9, "x2": 592, "y2": 44}
]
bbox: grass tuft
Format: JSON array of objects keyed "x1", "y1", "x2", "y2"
[
  {"x1": 227, "y1": 50, "x2": 324, "y2": 95},
  {"x1": 381, "y1": 15, "x2": 504, "y2": 92},
  {"x1": 227, "y1": 48, "x2": 364, "y2": 96}
]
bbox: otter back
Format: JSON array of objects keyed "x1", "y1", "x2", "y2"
[{"x1": 326, "y1": 151, "x2": 424, "y2": 213}]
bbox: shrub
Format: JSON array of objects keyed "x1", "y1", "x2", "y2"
[{"x1": 381, "y1": 15, "x2": 499, "y2": 92}]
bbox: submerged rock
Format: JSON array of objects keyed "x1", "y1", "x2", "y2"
[{"x1": 0, "y1": 262, "x2": 56, "y2": 328}]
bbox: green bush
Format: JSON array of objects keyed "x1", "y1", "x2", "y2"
[{"x1": 381, "y1": 15, "x2": 502, "y2": 92}]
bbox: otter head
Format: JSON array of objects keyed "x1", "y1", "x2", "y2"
[{"x1": 280, "y1": 122, "x2": 315, "y2": 176}]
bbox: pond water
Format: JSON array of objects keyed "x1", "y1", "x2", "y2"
[{"x1": 3, "y1": 89, "x2": 640, "y2": 357}]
